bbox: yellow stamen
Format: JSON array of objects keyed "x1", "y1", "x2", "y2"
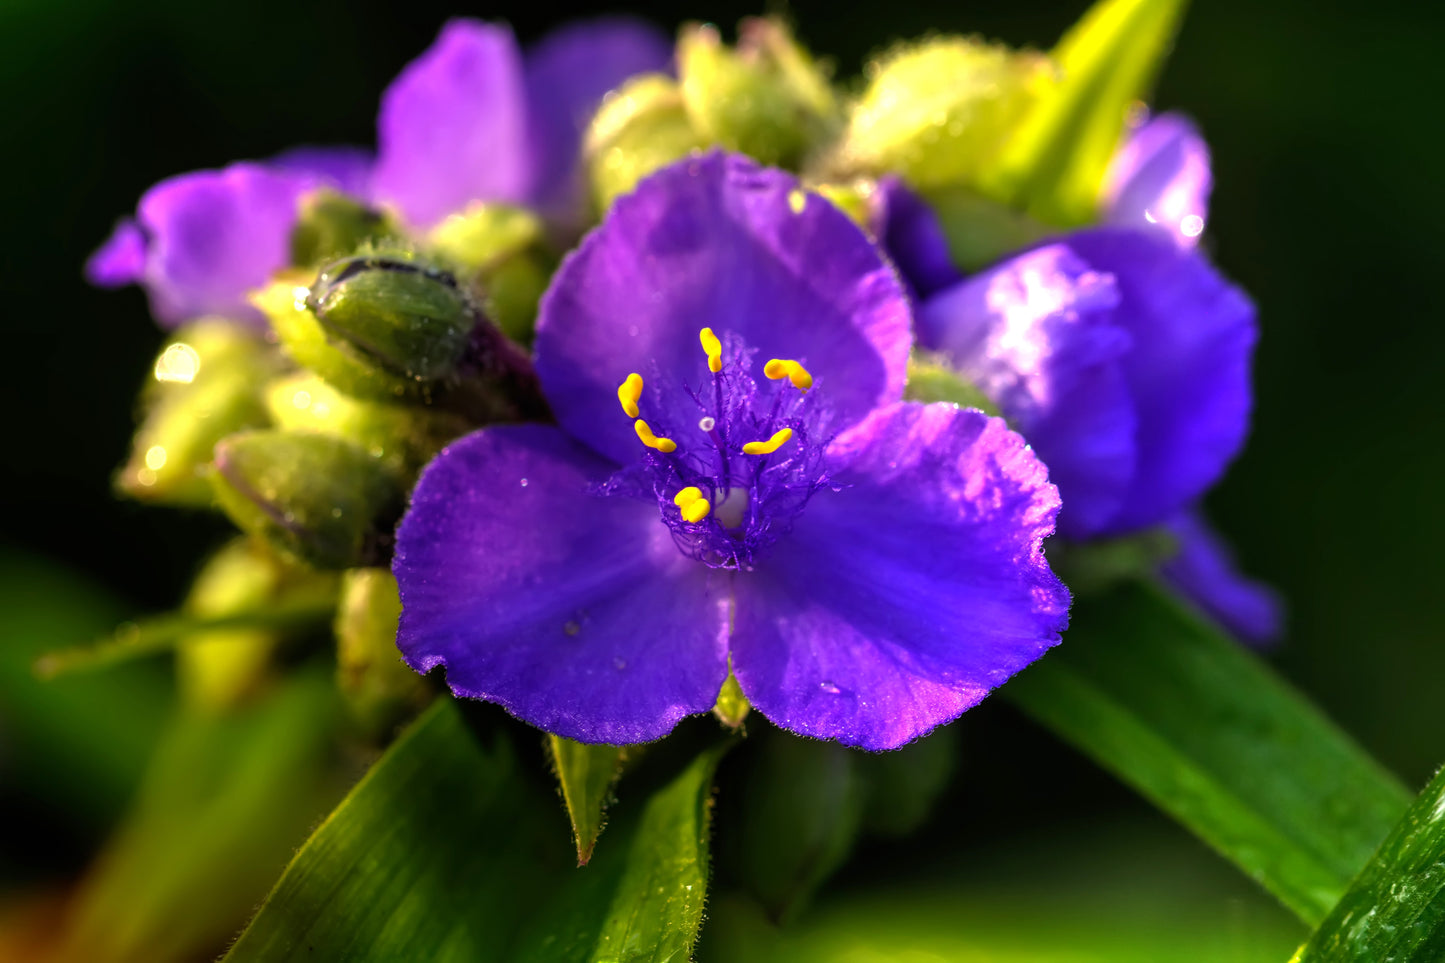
[
  {"x1": 763, "y1": 358, "x2": 813, "y2": 390},
  {"x1": 680, "y1": 498, "x2": 712, "y2": 523},
  {"x1": 672, "y1": 486, "x2": 703, "y2": 506},
  {"x1": 742, "y1": 427, "x2": 793, "y2": 456},
  {"x1": 617, "y1": 372, "x2": 644, "y2": 418},
  {"x1": 634, "y1": 419, "x2": 676, "y2": 453},
  {"x1": 699, "y1": 327, "x2": 723, "y2": 373}
]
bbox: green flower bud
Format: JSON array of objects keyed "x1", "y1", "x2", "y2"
[
  {"x1": 290, "y1": 188, "x2": 396, "y2": 268},
  {"x1": 585, "y1": 73, "x2": 708, "y2": 211},
  {"x1": 335, "y1": 568, "x2": 429, "y2": 737},
  {"x1": 210, "y1": 430, "x2": 402, "y2": 570},
  {"x1": 811, "y1": 179, "x2": 876, "y2": 230},
  {"x1": 116, "y1": 319, "x2": 279, "y2": 505},
  {"x1": 427, "y1": 203, "x2": 554, "y2": 345},
  {"x1": 830, "y1": 37, "x2": 1055, "y2": 190},
  {"x1": 678, "y1": 18, "x2": 839, "y2": 168},
  {"x1": 265, "y1": 373, "x2": 468, "y2": 484},
  {"x1": 921, "y1": 184, "x2": 1053, "y2": 271},
  {"x1": 177, "y1": 539, "x2": 336, "y2": 712},
  {"x1": 257, "y1": 255, "x2": 544, "y2": 423}
]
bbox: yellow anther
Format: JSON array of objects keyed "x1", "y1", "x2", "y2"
[
  {"x1": 742, "y1": 427, "x2": 794, "y2": 456},
  {"x1": 617, "y1": 372, "x2": 644, "y2": 418},
  {"x1": 680, "y1": 498, "x2": 712, "y2": 523},
  {"x1": 764, "y1": 358, "x2": 813, "y2": 390},
  {"x1": 699, "y1": 327, "x2": 723, "y2": 373},
  {"x1": 673, "y1": 486, "x2": 704, "y2": 507},
  {"x1": 634, "y1": 419, "x2": 676, "y2": 453}
]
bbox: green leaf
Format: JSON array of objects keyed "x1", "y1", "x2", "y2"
[
  {"x1": 548, "y1": 735, "x2": 631, "y2": 865},
  {"x1": 226, "y1": 701, "x2": 728, "y2": 962},
  {"x1": 1294, "y1": 764, "x2": 1445, "y2": 961},
  {"x1": 1004, "y1": 579, "x2": 1411, "y2": 925},
  {"x1": 983, "y1": 0, "x2": 1189, "y2": 225},
  {"x1": 54, "y1": 673, "x2": 346, "y2": 963}
]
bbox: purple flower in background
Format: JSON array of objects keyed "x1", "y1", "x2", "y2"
[
  {"x1": 86, "y1": 157, "x2": 361, "y2": 327},
  {"x1": 917, "y1": 228, "x2": 1256, "y2": 540},
  {"x1": 393, "y1": 152, "x2": 1070, "y2": 750},
  {"x1": 1161, "y1": 509, "x2": 1283, "y2": 644},
  {"x1": 871, "y1": 176, "x2": 962, "y2": 302},
  {"x1": 86, "y1": 17, "x2": 669, "y2": 327},
  {"x1": 1102, "y1": 112, "x2": 1212, "y2": 249}
]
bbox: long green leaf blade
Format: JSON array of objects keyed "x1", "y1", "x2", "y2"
[
  {"x1": 1294, "y1": 764, "x2": 1445, "y2": 961},
  {"x1": 226, "y1": 701, "x2": 726, "y2": 962},
  {"x1": 1005, "y1": 579, "x2": 1411, "y2": 924},
  {"x1": 984, "y1": 0, "x2": 1189, "y2": 225}
]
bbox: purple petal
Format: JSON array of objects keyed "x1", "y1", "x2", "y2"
[
  {"x1": 85, "y1": 219, "x2": 146, "y2": 287},
  {"x1": 270, "y1": 145, "x2": 374, "y2": 199},
  {"x1": 1069, "y1": 229, "x2": 1256, "y2": 534},
  {"x1": 371, "y1": 19, "x2": 530, "y2": 228},
  {"x1": 872, "y1": 176, "x2": 961, "y2": 301},
  {"x1": 393, "y1": 424, "x2": 730, "y2": 744},
  {"x1": 525, "y1": 16, "x2": 673, "y2": 220},
  {"x1": 1103, "y1": 112, "x2": 1212, "y2": 249},
  {"x1": 917, "y1": 245, "x2": 1139, "y2": 537},
  {"x1": 535, "y1": 151, "x2": 913, "y2": 466},
  {"x1": 731, "y1": 403, "x2": 1070, "y2": 750},
  {"x1": 130, "y1": 163, "x2": 321, "y2": 326},
  {"x1": 1161, "y1": 510, "x2": 1283, "y2": 645}
]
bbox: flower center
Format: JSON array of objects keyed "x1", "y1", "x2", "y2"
[{"x1": 603, "y1": 328, "x2": 837, "y2": 570}]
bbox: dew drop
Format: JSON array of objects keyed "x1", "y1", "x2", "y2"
[
  {"x1": 519, "y1": 477, "x2": 529, "y2": 487},
  {"x1": 1180, "y1": 214, "x2": 1205, "y2": 237},
  {"x1": 697, "y1": 416, "x2": 716, "y2": 432},
  {"x1": 819, "y1": 680, "x2": 841, "y2": 695}
]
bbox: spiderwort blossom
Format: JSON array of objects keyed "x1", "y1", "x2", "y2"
[
  {"x1": 1102, "y1": 112, "x2": 1212, "y2": 249},
  {"x1": 917, "y1": 229, "x2": 1256, "y2": 540},
  {"x1": 394, "y1": 152, "x2": 1070, "y2": 750},
  {"x1": 87, "y1": 17, "x2": 669, "y2": 327}
]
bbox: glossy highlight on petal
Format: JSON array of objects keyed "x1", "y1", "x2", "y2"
[{"x1": 1103, "y1": 112, "x2": 1212, "y2": 249}]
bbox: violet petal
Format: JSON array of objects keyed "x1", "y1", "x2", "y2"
[
  {"x1": 1161, "y1": 509, "x2": 1283, "y2": 645},
  {"x1": 393, "y1": 425, "x2": 730, "y2": 744},
  {"x1": 371, "y1": 19, "x2": 530, "y2": 229},
  {"x1": 1103, "y1": 112, "x2": 1212, "y2": 249},
  {"x1": 731, "y1": 402, "x2": 1070, "y2": 750},
  {"x1": 525, "y1": 16, "x2": 673, "y2": 219},
  {"x1": 535, "y1": 151, "x2": 912, "y2": 466},
  {"x1": 873, "y1": 175, "x2": 962, "y2": 301},
  {"x1": 270, "y1": 145, "x2": 374, "y2": 199},
  {"x1": 918, "y1": 244, "x2": 1139, "y2": 537}
]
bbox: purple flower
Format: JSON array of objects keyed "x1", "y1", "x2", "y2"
[
  {"x1": 393, "y1": 152, "x2": 1070, "y2": 750},
  {"x1": 917, "y1": 228, "x2": 1256, "y2": 540},
  {"x1": 870, "y1": 176, "x2": 962, "y2": 302},
  {"x1": 86, "y1": 158, "x2": 354, "y2": 327},
  {"x1": 371, "y1": 16, "x2": 671, "y2": 229},
  {"x1": 1102, "y1": 112, "x2": 1212, "y2": 249},
  {"x1": 1161, "y1": 509, "x2": 1283, "y2": 644},
  {"x1": 87, "y1": 17, "x2": 669, "y2": 326}
]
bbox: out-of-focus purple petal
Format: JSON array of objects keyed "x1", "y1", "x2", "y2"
[
  {"x1": 536, "y1": 151, "x2": 912, "y2": 466},
  {"x1": 371, "y1": 19, "x2": 530, "y2": 229},
  {"x1": 1103, "y1": 112, "x2": 1212, "y2": 249},
  {"x1": 85, "y1": 219, "x2": 146, "y2": 287},
  {"x1": 393, "y1": 425, "x2": 730, "y2": 744},
  {"x1": 525, "y1": 16, "x2": 673, "y2": 220},
  {"x1": 918, "y1": 245, "x2": 1139, "y2": 537},
  {"x1": 731, "y1": 403, "x2": 1069, "y2": 750},
  {"x1": 872, "y1": 176, "x2": 961, "y2": 300},
  {"x1": 1161, "y1": 509, "x2": 1283, "y2": 645},
  {"x1": 1070, "y1": 229, "x2": 1256, "y2": 534},
  {"x1": 131, "y1": 163, "x2": 322, "y2": 326},
  {"x1": 270, "y1": 145, "x2": 374, "y2": 199}
]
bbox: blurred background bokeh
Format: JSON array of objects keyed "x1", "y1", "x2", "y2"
[{"x1": 1, "y1": 0, "x2": 1439, "y2": 942}]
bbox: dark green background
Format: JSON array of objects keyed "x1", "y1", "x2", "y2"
[{"x1": 0, "y1": 0, "x2": 1439, "y2": 822}]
